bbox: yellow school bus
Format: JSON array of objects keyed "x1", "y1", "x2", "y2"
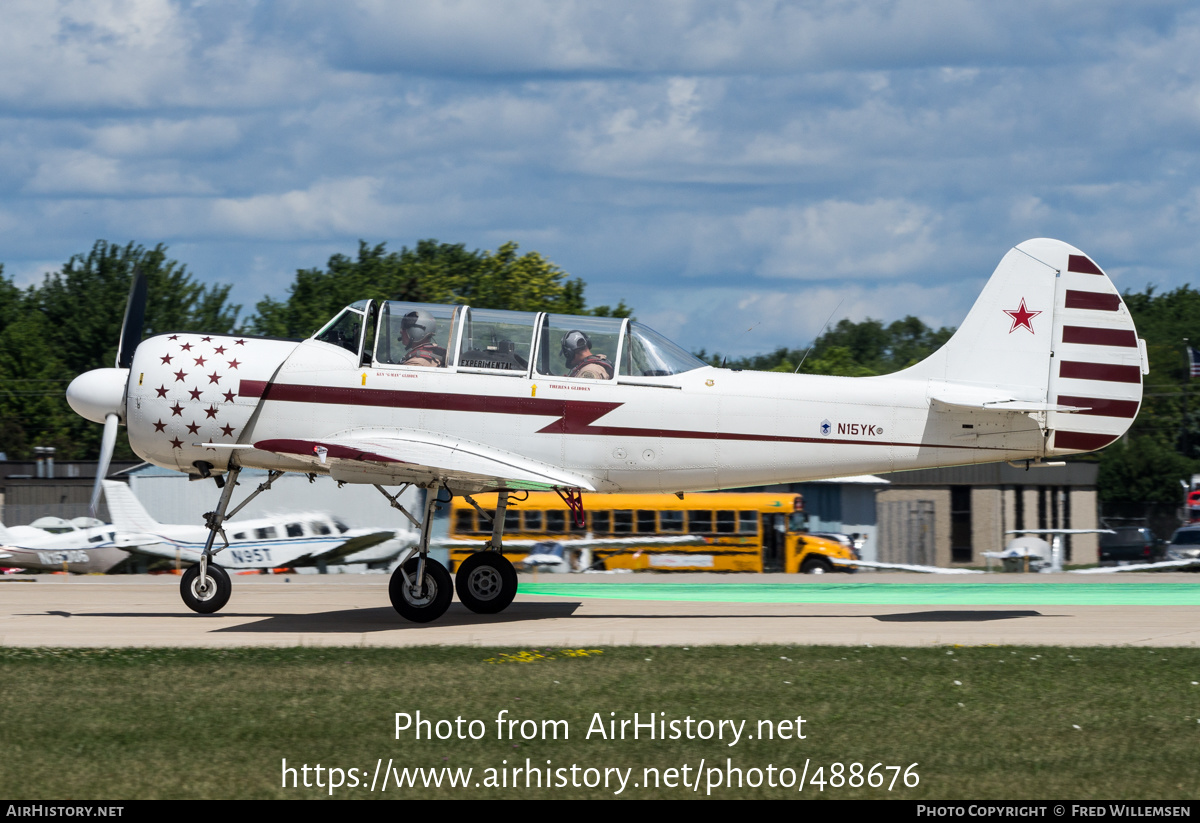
[{"x1": 447, "y1": 492, "x2": 858, "y2": 573}]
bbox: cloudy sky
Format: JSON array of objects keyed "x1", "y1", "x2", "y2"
[{"x1": 2, "y1": 1, "x2": 1198, "y2": 356}]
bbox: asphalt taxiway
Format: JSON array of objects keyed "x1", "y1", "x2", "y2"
[{"x1": 2, "y1": 572, "x2": 1198, "y2": 647}]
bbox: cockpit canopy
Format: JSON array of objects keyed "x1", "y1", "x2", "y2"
[{"x1": 313, "y1": 301, "x2": 705, "y2": 378}]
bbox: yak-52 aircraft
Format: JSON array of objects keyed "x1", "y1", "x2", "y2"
[{"x1": 66, "y1": 239, "x2": 1146, "y2": 622}]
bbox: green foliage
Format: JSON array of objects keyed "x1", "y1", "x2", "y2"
[
  {"x1": 704, "y1": 315, "x2": 954, "y2": 377},
  {"x1": 251, "y1": 240, "x2": 627, "y2": 339}
]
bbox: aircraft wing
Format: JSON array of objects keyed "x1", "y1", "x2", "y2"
[
  {"x1": 1069, "y1": 559, "x2": 1200, "y2": 574},
  {"x1": 300, "y1": 529, "x2": 400, "y2": 563},
  {"x1": 838, "y1": 559, "x2": 986, "y2": 574},
  {"x1": 254, "y1": 432, "x2": 597, "y2": 492}
]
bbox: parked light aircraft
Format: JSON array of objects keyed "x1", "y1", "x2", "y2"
[
  {"x1": 0, "y1": 516, "x2": 153, "y2": 574},
  {"x1": 66, "y1": 239, "x2": 1146, "y2": 621},
  {"x1": 101, "y1": 480, "x2": 409, "y2": 570}
]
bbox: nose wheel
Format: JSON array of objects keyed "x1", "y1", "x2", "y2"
[
  {"x1": 181, "y1": 563, "x2": 231, "y2": 614},
  {"x1": 455, "y1": 552, "x2": 518, "y2": 614}
]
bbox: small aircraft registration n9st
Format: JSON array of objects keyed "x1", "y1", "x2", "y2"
[{"x1": 66, "y1": 239, "x2": 1146, "y2": 622}]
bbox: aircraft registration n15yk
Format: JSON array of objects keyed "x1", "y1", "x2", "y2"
[{"x1": 65, "y1": 239, "x2": 1146, "y2": 623}]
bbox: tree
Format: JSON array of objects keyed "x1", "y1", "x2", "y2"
[
  {"x1": 251, "y1": 240, "x2": 629, "y2": 339},
  {"x1": 706, "y1": 315, "x2": 953, "y2": 376}
]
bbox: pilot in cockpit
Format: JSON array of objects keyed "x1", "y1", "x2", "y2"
[
  {"x1": 561, "y1": 330, "x2": 613, "y2": 379},
  {"x1": 399, "y1": 310, "x2": 447, "y2": 367}
]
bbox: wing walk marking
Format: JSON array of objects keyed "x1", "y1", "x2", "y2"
[
  {"x1": 1064, "y1": 290, "x2": 1121, "y2": 311},
  {"x1": 1053, "y1": 395, "x2": 1140, "y2": 419},
  {"x1": 1067, "y1": 254, "x2": 1104, "y2": 275},
  {"x1": 1058, "y1": 361, "x2": 1142, "y2": 384},
  {"x1": 237, "y1": 380, "x2": 1015, "y2": 451},
  {"x1": 1061, "y1": 326, "x2": 1139, "y2": 347}
]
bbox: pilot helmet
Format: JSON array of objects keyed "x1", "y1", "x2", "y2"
[
  {"x1": 400, "y1": 309, "x2": 437, "y2": 347},
  {"x1": 560, "y1": 330, "x2": 591, "y2": 362}
]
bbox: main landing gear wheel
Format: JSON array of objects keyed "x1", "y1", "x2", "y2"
[
  {"x1": 455, "y1": 552, "x2": 518, "y2": 614},
  {"x1": 181, "y1": 563, "x2": 231, "y2": 614},
  {"x1": 389, "y1": 557, "x2": 452, "y2": 623}
]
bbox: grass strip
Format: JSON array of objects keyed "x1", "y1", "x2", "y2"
[{"x1": 1, "y1": 645, "x2": 1198, "y2": 800}]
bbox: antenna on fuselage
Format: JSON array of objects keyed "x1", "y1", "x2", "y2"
[{"x1": 795, "y1": 297, "x2": 844, "y2": 373}]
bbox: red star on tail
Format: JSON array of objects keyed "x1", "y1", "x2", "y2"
[{"x1": 1003, "y1": 298, "x2": 1042, "y2": 334}]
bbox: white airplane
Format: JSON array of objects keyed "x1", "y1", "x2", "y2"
[
  {"x1": 0, "y1": 516, "x2": 153, "y2": 574},
  {"x1": 65, "y1": 238, "x2": 1145, "y2": 621},
  {"x1": 100, "y1": 480, "x2": 409, "y2": 571}
]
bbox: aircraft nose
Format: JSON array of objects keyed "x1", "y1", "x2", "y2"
[{"x1": 66, "y1": 368, "x2": 129, "y2": 424}]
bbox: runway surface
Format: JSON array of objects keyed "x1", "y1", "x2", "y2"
[{"x1": 2, "y1": 572, "x2": 1198, "y2": 648}]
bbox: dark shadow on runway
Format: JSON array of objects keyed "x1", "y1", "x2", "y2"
[
  {"x1": 214, "y1": 601, "x2": 582, "y2": 632},
  {"x1": 873, "y1": 610, "x2": 1046, "y2": 622}
]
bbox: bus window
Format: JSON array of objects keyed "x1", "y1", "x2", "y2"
[
  {"x1": 455, "y1": 510, "x2": 475, "y2": 534},
  {"x1": 716, "y1": 511, "x2": 737, "y2": 533},
  {"x1": 504, "y1": 510, "x2": 521, "y2": 532},
  {"x1": 613, "y1": 510, "x2": 633, "y2": 533},
  {"x1": 523, "y1": 511, "x2": 543, "y2": 531},
  {"x1": 637, "y1": 510, "x2": 656, "y2": 533},
  {"x1": 545, "y1": 510, "x2": 567, "y2": 533},
  {"x1": 689, "y1": 511, "x2": 713, "y2": 533},
  {"x1": 660, "y1": 510, "x2": 684, "y2": 532},
  {"x1": 591, "y1": 511, "x2": 610, "y2": 533},
  {"x1": 738, "y1": 511, "x2": 758, "y2": 534}
]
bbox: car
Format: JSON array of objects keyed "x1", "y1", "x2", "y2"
[
  {"x1": 1166, "y1": 525, "x2": 1200, "y2": 561},
  {"x1": 1099, "y1": 523, "x2": 1165, "y2": 563}
]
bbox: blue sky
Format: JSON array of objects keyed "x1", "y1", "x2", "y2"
[{"x1": 2, "y1": 1, "x2": 1198, "y2": 356}]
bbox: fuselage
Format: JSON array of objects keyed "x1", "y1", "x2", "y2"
[
  {"x1": 0, "y1": 523, "x2": 129, "y2": 573},
  {"x1": 121, "y1": 331, "x2": 1047, "y2": 494}
]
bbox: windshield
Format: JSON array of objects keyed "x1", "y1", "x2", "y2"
[
  {"x1": 623, "y1": 322, "x2": 706, "y2": 377},
  {"x1": 314, "y1": 300, "x2": 370, "y2": 354}
]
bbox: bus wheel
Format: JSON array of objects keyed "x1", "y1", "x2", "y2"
[
  {"x1": 455, "y1": 553, "x2": 518, "y2": 614},
  {"x1": 801, "y1": 556, "x2": 833, "y2": 575}
]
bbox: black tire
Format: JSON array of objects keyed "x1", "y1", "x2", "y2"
[
  {"x1": 800, "y1": 556, "x2": 833, "y2": 575},
  {"x1": 180, "y1": 563, "x2": 231, "y2": 614},
  {"x1": 455, "y1": 552, "x2": 518, "y2": 614},
  {"x1": 389, "y1": 557, "x2": 452, "y2": 623}
]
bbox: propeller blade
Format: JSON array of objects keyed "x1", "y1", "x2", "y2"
[
  {"x1": 116, "y1": 267, "x2": 148, "y2": 369},
  {"x1": 90, "y1": 413, "x2": 120, "y2": 518}
]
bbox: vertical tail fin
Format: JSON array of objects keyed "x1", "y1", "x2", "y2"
[
  {"x1": 101, "y1": 480, "x2": 163, "y2": 532},
  {"x1": 896, "y1": 238, "x2": 1145, "y2": 455}
]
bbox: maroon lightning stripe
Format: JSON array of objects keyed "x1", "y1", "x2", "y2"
[{"x1": 237, "y1": 380, "x2": 1010, "y2": 451}]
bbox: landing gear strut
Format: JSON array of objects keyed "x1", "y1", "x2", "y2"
[
  {"x1": 179, "y1": 466, "x2": 283, "y2": 615},
  {"x1": 384, "y1": 485, "x2": 455, "y2": 623}
]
